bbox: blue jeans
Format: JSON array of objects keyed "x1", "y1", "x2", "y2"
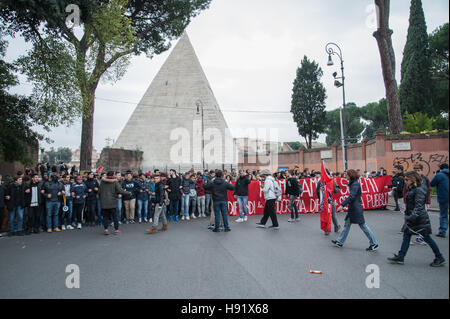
[
  {"x1": 398, "y1": 232, "x2": 443, "y2": 259},
  {"x1": 181, "y1": 195, "x2": 190, "y2": 217},
  {"x1": 237, "y1": 196, "x2": 248, "y2": 218},
  {"x1": 213, "y1": 201, "x2": 229, "y2": 230},
  {"x1": 169, "y1": 199, "x2": 179, "y2": 217},
  {"x1": 46, "y1": 201, "x2": 60, "y2": 230},
  {"x1": 117, "y1": 198, "x2": 122, "y2": 221},
  {"x1": 9, "y1": 206, "x2": 24, "y2": 232},
  {"x1": 438, "y1": 202, "x2": 449, "y2": 236},
  {"x1": 337, "y1": 218, "x2": 378, "y2": 246},
  {"x1": 137, "y1": 199, "x2": 148, "y2": 219}
]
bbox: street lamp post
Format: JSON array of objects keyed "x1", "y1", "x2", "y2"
[
  {"x1": 196, "y1": 100, "x2": 205, "y2": 170},
  {"x1": 325, "y1": 42, "x2": 348, "y2": 171}
]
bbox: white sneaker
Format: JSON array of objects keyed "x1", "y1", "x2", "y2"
[
  {"x1": 139, "y1": 218, "x2": 142, "y2": 223},
  {"x1": 61, "y1": 225, "x2": 66, "y2": 230},
  {"x1": 66, "y1": 225, "x2": 74, "y2": 230},
  {"x1": 144, "y1": 218, "x2": 148, "y2": 223},
  {"x1": 182, "y1": 216, "x2": 186, "y2": 220},
  {"x1": 295, "y1": 218, "x2": 301, "y2": 222},
  {"x1": 244, "y1": 216, "x2": 248, "y2": 221},
  {"x1": 149, "y1": 218, "x2": 153, "y2": 223},
  {"x1": 287, "y1": 218, "x2": 295, "y2": 223},
  {"x1": 118, "y1": 221, "x2": 122, "y2": 225},
  {"x1": 77, "y1": 223, "x2": 82, "y2": 229},
  {"x1": 186, "y1": 216, "x2": 190, "y2": 220},
  {"x1": 235, "y1": 218, "x2": 244, "y2": 223}
]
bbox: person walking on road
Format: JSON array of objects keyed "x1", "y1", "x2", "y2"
[
  {"x1": 388, "y1": 171, "x2": 446, "y2": 266},
  {"x1": 332, "y1": 169, "x2": 378, "y2": 251},
  {"x1": 256, "y1": 169, "x2": 280, "y2": 230},
  {"x1": 430, "y1": 163, "x2": 449, "y2": 238}
]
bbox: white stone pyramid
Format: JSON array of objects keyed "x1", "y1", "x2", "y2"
[{"x1": 113, "y1": 32, "x2": 236, "y2": 172}]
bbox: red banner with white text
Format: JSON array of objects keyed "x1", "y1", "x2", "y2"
[{"x1": 226, "y1": 175, "x2": 392, "y2": 215}]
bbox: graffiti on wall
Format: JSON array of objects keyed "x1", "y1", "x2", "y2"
[{"x1": 393, "y1": 153, "x2": 449, "y2": 177}]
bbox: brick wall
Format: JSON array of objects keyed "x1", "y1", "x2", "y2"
[{"x1": 238, "y1": 132, "x2": 449, "y2": 178}]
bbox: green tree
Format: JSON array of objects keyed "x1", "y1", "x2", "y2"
[
  {"x1": 291, "y1": 56, "x2": 327, "y2": 149},
  {"x1": 402, "y1": 111, "x2": 435, "y2": 133},
  {"x1": 324, "y1": 103, "x2": 365, "y2": 146},
  {"x1": 0, "y1": 35, "x2": 47, "y2": 164},
  {"x1": 44, "y1": 147, "x2": 72, "y2": 164},
  {"x1": 0, "y1": 0, "x2": 212, "y2": 170},
  {"x1": 360, "y1": 98, "x2": 390, "y2": 139},
  {"x1": 399, "y1": 0, "x2": 433, "y2": 115},
  {"x1": 286, "y1": 142, "x2": 304, "y2": 151},
  {"x1": 429, "y1": 23, "x2": 449, "y2": 117}
]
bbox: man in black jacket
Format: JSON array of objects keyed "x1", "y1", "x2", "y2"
[
  {"x1": 146, "y1": 175, "x2": 168, "y2": 234},
  {"x1": 204, "y1": 170, "x2": 234, "y2": 232},
  {"x1": 389, "y1": 165, "x2": 405, "y2": 212},
  {"x1": 5, "y1": 176, "x2": 26, "y2": 236},
  {"x1": 42, "y1": 173, "x2": 64, "y2": 232},
  {"x1": 234, "y1": 170, "x2": 251, "y2": 223},
  {"x1": 84, "y1": 172, "x2": 100, "y2": 226},
  {"x1": 167, "y1": 170, "x2": 182, "y2": 222},
  {"x1": 26, "y1": 174, "x2": 43, "y2": 234},
  {"x1": 285, "y1": 170, "x2": 303, "y2": 222}
]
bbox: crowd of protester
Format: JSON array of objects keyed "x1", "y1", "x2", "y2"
[{"x1": 0, "y1": 161, "x2": 448, "y2": 267}]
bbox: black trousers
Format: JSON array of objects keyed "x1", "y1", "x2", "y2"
[
  {"x1": 73, "y1": 203, "x2": 84, "y2": 224},
  {"x1": 102, "y1": 208, "x2": 118, "y2": 230},
  {"x1": 86, "y1": 199, "x2": 96, "y2": 223},
  {"x1": 27, "y1": 206, "x2": 41, "y2": 232},
  {"x1": 0, "y1": 206, "x2": 4, "y2": 231},
  {"x1": 260, "y1": 199, "x2": 278, "y2": 227}
]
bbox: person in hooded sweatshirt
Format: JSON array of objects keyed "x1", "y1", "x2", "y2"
[
  {"x1": 431, "y1": 163, "x2": 449, "y2": 238},
  {"x1": 99, "y1": 171, "x2": 131, "y2": 235},
  {"x1": 256, "y1": 170, "x2": 279, "y2": 230},
  {"x1": 42, "y1": 173, "x2": 64, "y2": 233},
  {"x1": 204, "y1": 170, "x2": 235, "y2": 232}
]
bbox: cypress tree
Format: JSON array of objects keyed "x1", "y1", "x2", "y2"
[{"x1": 399, "y1": 0, "x2": 433, "y2": 115}]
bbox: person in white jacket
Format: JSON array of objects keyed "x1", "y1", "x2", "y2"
[{"x1": 256, "y1": 170, "x2": 279, "y2": 229}]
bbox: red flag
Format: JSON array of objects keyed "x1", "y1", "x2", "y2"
[{"x1": 320, "y1": 161, "x2": 333, "y2": 233}]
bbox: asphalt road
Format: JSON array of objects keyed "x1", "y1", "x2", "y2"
[{"x1": 0, "y1": 209, "x2": 448, "y2": 299}]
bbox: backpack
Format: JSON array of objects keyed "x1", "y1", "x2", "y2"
[{"x1": 273, "y1": 181, "x2": 282, "y2": 201}]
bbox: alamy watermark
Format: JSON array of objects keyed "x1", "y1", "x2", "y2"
[
  {"x1": 65, "y1": 264, "x2": 80, "y2": 289},
  {"x1": 365, "y1": 264, "x2": 380, "y2": 289},
  {"x1": 65, "y1": 4, "x2": 80, "y2": 28}
]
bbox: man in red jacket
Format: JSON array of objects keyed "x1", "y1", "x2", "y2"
[{"x1": 196, "y1": 172, "x2": 206, "y2": 218}]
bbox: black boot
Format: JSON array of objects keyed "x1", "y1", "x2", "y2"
[
  {"x1": 387, "y1": 254, "x2": 404, "y2": 264},
  {"x1": 430, "y1": 257, "x2": 446, "y2": 267}
]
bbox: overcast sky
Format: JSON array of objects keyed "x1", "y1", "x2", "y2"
[{"x1": 5, "y1": 0, "x2": 449, "y2": 152}]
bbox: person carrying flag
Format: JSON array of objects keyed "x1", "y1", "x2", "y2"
[{"x1": 331, "y1": 169, "x2": 379, "y2": 251}]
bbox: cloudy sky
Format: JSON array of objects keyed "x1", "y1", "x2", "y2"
[{"x1": 5, "y1": 0, "x2": 449, "y2": 152}]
